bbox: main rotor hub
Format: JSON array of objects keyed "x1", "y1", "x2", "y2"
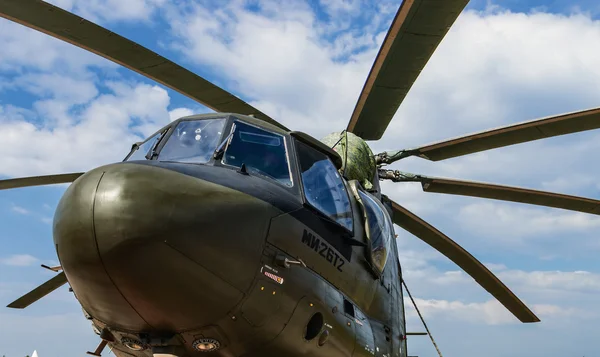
[{"x1": 320, "y1": 131, "x2": 376, "y2": 190}]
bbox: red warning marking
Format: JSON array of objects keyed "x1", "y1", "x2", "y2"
[{"x1": 264, "y1": 271, "x2": 284, "y2": 284}]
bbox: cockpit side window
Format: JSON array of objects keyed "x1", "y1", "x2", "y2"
[
  {"x1": 158, "y1": 118, "x2": 227, "y2": 164},
  {"x1": 222, "y1": 121, "x2": 293, "y2": 187},
  {"x1": 295, "y1": 139, "x2": 353, "y2": 231},
  {"x1": 357, "y1": 190, "x2": 392, "y2": 274}
]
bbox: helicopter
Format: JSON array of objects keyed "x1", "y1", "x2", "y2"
[{"x1": 3, "y1": 1, "x2": 600, "y2": 357}]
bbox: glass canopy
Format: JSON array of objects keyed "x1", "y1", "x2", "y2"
[
  {"x1": 357, "y1": 189, "x2": 391, "y2": 273},
  {"x1": 222, "y1": 121, "x2": 292, "y2": 187},
  {"x1": 295, "y1": 139, "x2": 353, "y2": 231},
  {"x1": 123, "y1": 116, "x2": 294, "y2": 189},
  {"x1": 158, "y1": 118, "x2": 227, "y2": 164}
]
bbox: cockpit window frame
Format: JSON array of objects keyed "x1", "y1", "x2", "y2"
[
  {"x1": 218, "y1": 119, "x2": 296, "y2": 189},
  {"x1": 292, "y1": 137, "x2": 354, "y2": 236},
  {"x1": 123, "y1": 126, "x2": 171, "y2": 162},
  {"x1": 124, "y1": 114, "x2": 233, "y2": 163}
]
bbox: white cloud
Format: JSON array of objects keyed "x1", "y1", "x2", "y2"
[
  {"x1": 0, "y1": 18, "x2": 172, "y2": 178},
  {"x1": 46, "y1": 0, "x2": 166, "y2": 23},
  {"x1": 0, "y1": 18, "x2": 199, "y2": 181},
  {"x1": 457, "y1": 202, "x2": 600, "y2": 243},
  {"x1": 397, "y1": 247, "x2": 600, "y2": 321},
  {"x1": 319, "y1": 0, "x2": 362, "y2": 15},
  {"x1": 10, "y1": 205, "x2": 29, "y2": 215},
  {"x1": 541, "y1": 174, "x2": 597, "y2": 193},
  {"x1": 15, "y1": 73, "x2": 99, "y2": 105},
  {"x1": 405, "y1": 298, "x2": 516, "y2": 325},
  {"x1": 1, "y1": 254, "x2": 38, "y2": 266},
  {"x1": 401, "y1": 247, "x2": 600, "y2": 295},
  {"x1": 499, "y1": 269, "x2": 600, "y2": 294},
  {"x1": 0, "y1": 82, "x2": 176, "y2": 177},
  {"x1": 164, "y1": 0, "x2": 385, "y2": 138},
  {"x1": 430, "y1": 270, "x2": 466, "y2": 286},
  {"x1": 405, "y1": 298, "x2": 585, "y2": 325},
  {"x1": 169, "y1": 107, "x2": 195, "y2": 122},
  {"x1": 0, "y1": 20, "x2": 112, "y2": 74}
]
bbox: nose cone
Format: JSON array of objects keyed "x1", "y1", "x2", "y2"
[{"x1": 55, "y1": 163, "x2": 276, "y2": 331}]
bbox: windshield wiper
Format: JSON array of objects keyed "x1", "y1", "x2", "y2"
[
  {"x1": 145, "y1": 129, "x2": 168, "y2": 160},
  {"x1": 213, "y1": 131, "x2": 234, "y2": 160}
]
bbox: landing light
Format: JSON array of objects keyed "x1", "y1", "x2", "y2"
[
  {"x1": 122, "y1": 337, "x2": 145, "y2": 351},
  {"x1": 192, "y1": 338, "x2": 221, "y2": 352}
]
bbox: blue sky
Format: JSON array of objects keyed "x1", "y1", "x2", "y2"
[{"x1": 2, "y1": 0, "x2": 600, "y2": 356}]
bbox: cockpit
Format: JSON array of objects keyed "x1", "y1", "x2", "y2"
[
  {"x1": 124, "y1": 113, "x2": 390, "y2": 275},
  {"x1": 125, "y1": 114, "x2": 293, "y2": 186},
  {"x1": 124, "y1": 113, "x2": 354, "y2": 227}
]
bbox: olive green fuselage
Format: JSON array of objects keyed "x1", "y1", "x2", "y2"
[{"x1": 52, "y1": 114, "x2": 407, "y2": 357}]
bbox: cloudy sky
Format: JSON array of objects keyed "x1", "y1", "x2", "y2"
[{"x1": 1, "y1": 0, "x2": 600, "y2": 356}]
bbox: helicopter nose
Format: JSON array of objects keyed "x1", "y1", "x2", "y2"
[{"x1": 54, "y1": 163, "x2": 276, "y2": 331}]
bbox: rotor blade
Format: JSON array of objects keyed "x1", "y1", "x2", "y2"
[
  {"x1": 390, "y1": 200, "x2": 539, "y2": 323},
  {"x1": 0, "y1": 0, "x2": 287, "y2": 131},
  {"x1": 346, "y1": 0, "x2": 469, "y2": 140},
  {"x1": 0, "y1": 173, "x2": 83, "y2": 190},
  {"x1": 403, "y1": 106, "x2": 600, "y2": 162},
  {"x1": 380, "y1": 170, "x2": 600, "y2": 215},
  {"x1": 7, "y1": 272, "x2": 68, "y2": 308},
  {"x1": 420, "y1": 176, "x2": 600, "y2": 214},
  {"x1": 392, "y1": 201, "x2": 540, "y2": 322}
]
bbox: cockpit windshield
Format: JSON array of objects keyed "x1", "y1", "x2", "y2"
[
  {"x1": 158, "y1": 118, "x2": 226, "y2": 164},
  {"x1": 222, "y1": 121, "x2": 292, "y2": 187},
  {"x1": 124, "y1": 130, "x2": 163, "y2": 161}
]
